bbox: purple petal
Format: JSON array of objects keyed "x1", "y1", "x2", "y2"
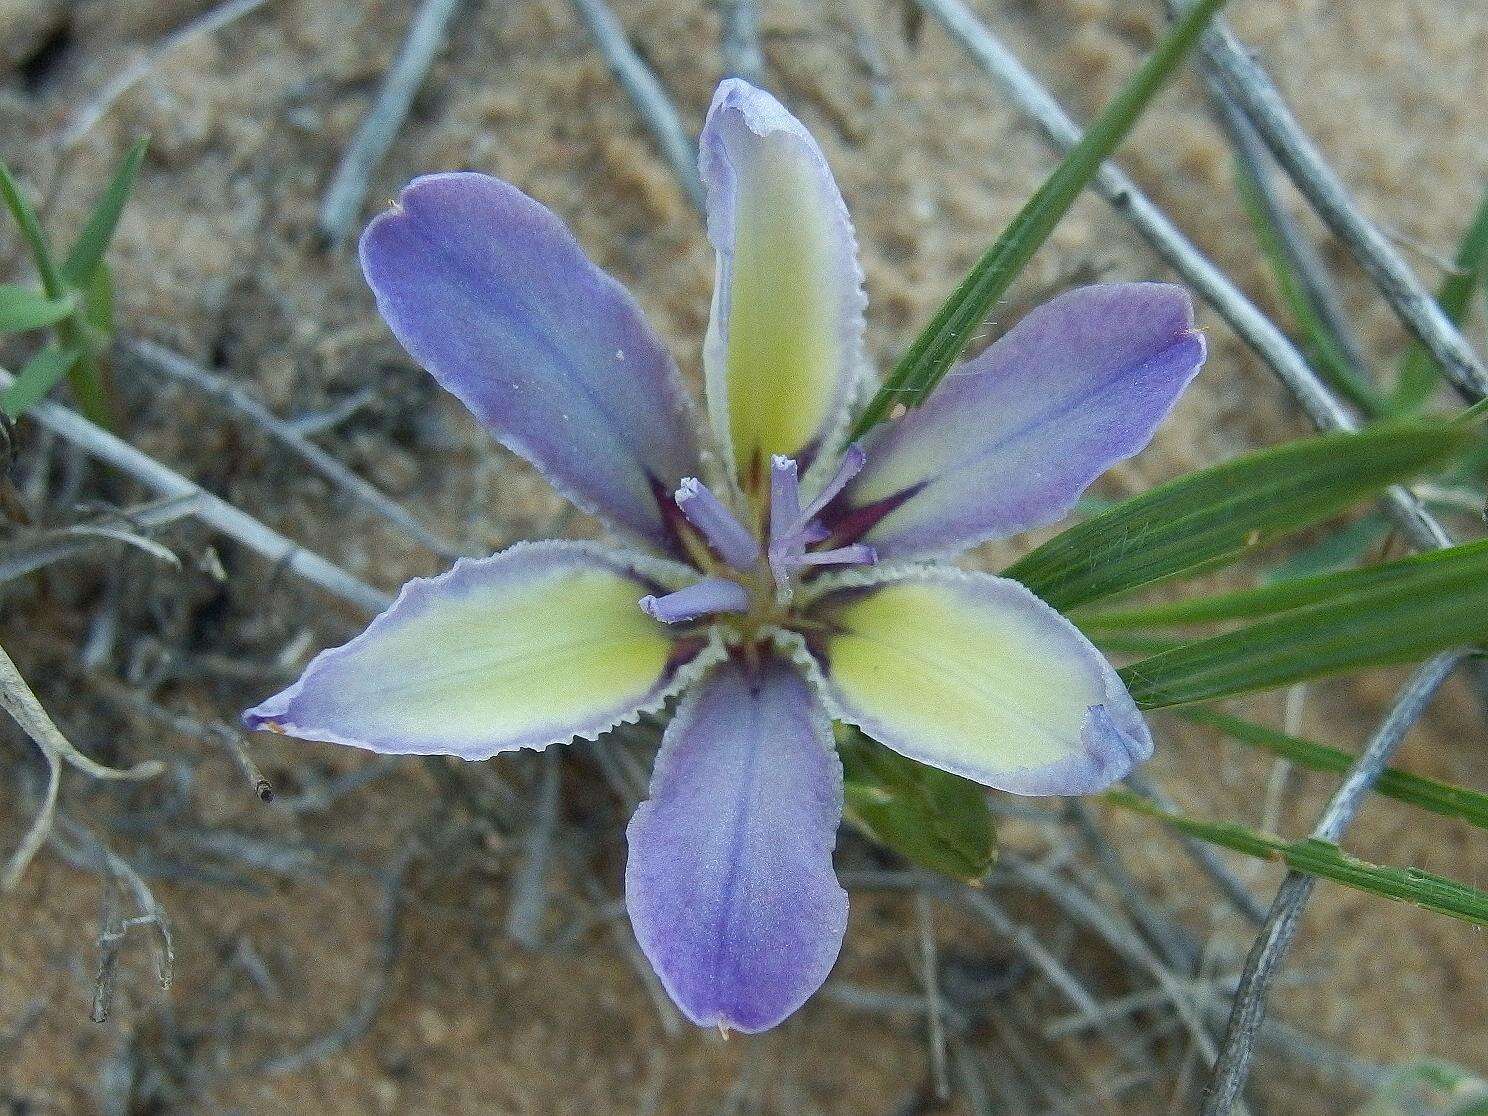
[
  {"x1": 243, "y1": 542, "x2": 702, "y2": 759},
  {"x1": 360, "y1": 173, "x2": 700, "y2": 549},
  {"x1": 700, "y1": 80, "x2": 868, "y2": 489},
  {"x1": 626, "y1": 654, "x2": 847, "y2": 1033},
  {"x1": 825, "y1": 284, "x2": 1206, "y2": 559},
  {"x1": 806, "y1": 566, "x2": 1152, "y2": 795}
]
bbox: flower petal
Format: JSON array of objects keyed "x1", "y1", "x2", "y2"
[
  {"x1": 243, "y1": 542, "x2": 706, "y2": 759},
  {"x1": 626, "y1": 653, "x2": 847, "y2": 1033},
  {"x1": 360, "y1": 173, "x2": 700, "y2": 548},
  {"x1": 700, "y1": 79, "x2": 867, "y2": 490},
  {"x1": 825, "y1": 284, "x2": 1205, "y2": 559},
  {"x1": 805, "y1": 566, "x2": 1151, "y2": 795}
]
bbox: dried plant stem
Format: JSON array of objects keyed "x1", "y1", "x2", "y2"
[
  {"x1": 719, "y1": 0, "x2": 764, "y2": 85},
  {"x1": 0, "y1": 366, "x2": 392, "y2": 614},
  {"x1": 911, "y1": 0, "x2": 1450, "y2": 559},
  {"x1": 1, "y1": 643, "x2": 163, "y2": 890},
  {"x1": 1200, "y1": 651, "x2": 1465, "y2": 1114},
  {"x1": 317, "y1": 0, "x2": 465, "y2": 245},
  {"x1": 1206, "y1": 86, "x2": 1372, "y2": 394},
  {"x1": 119, "y1": 338, "x2": 467, "y2": 557},
  {"x1": 569, "y1": 0, "x2": 705, "y2": 212},
  {"x1": 1172, "y1": 3, "x2": 1488, "y2": 404},
  {"x1": 52, "y1": 0, "x2": 272, "y2": 149}
]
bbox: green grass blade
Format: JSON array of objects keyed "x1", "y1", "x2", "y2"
[
  {"x1": 1233, "y1": 155, "x2": 1389, "y2": 417},
  {"x1": 1103, "y1": 789, "x2": 1488, "y2": 927},
  {"x1": 1177, "y1": 708, "x2": 1488, "y2": 831},
  {"x1": 60, "y1": 138, "x2": 147, "y2": 287},
  {"x1": 1118, "y1": 539, "x2": 1488, "y2": 707},
  {"x1": 1006, "y1": 421, "x2": 1472, "y2": 611},
  {"x1": 846, "y1": 0, "x2": 1229, "y2": 439},
  {"x1": 1076, "y1": 541, "x2": 1458, "y2": 629},
  {"x1": 0, "y1": 285, "x2": 76, "y2": 333},
  {"x1": 1394, "y1": 187, "x2": 1488, "y2": 412},
  {"x1": 0, "y1": 159, "x2": 64, "y2": 296},
  {"x1": 2, "y1": 344, "x2": 82, "y2": 418}
]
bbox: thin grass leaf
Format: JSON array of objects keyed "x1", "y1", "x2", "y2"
[
  {"x1": 846, "y1": 0, "x2": 1229, "y2": 439},
  {"x1": 1177, "y1": 708, "x2": 1488, "y2": 831},
  {"x1": 1262, "y1": 512, "x2": 1388, "y2": 582},
  {"x1": 1103, "y1": 788, "x2": 1488, "y2": 927},
  {"x1": 0, "y1": 159, "x2": 64, "y2": 296},
  {"x1": 2, "y1": 345, "x2": 82, "y2": 418},
  {"x1": 60, "y1": 138, "x2": 147, "y2": 287},
  {"x1": 84, "y1": 260, "x2": 115, "y2": 336},
  {"x1": 1006, "y1": 421, "x2": 1472, "y2": 611},
  {"x1": 1118, "y1": 539, "x2": 1488, "y2": 707},
  {"x1": 1395, "y1": 187, "x2": 1488, "y2": 412},
  {"x1": 1233, "y1": 154, "x2": 1389, "y2": 417},
  {"x1": 0, "y1": 285, "x2": 76, "y2": 333},
  {"x1": 1076, "y1": 541, "x2": 1467, "y2": 630}
]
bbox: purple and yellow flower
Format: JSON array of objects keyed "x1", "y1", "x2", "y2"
[{"x1": 244, "y1": 79, "x2": 1205, "y2": 1033}]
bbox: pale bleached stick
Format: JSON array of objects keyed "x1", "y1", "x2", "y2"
[
  {"x1": 119, "y1": 338, "x2": 468, "y2": 558},
  {"x1": 1170, "y1": 1, "x2": 1488, "y2": 404},
  {"x1": 569, "y1": 0, "x2": 705, "y2": 213},
  {"x1": 1200, "y1": 652, "x2": 1466, "y2": 1115},
  {"x1": 0, "y1": 366, "x2": 392, "y2": 614},
  {"x1": 53, "y1": 0, "x2": 274, "y2": 149},
  {"x1": 317, "y1": 0, "x2": 465, "y2": 245}
]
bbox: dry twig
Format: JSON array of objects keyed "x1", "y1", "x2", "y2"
[
  {"x1": 52, "y1": 0, "x2": 274, "y2": 149},
  {"x1": 1, "y1": 643, "x2": 162, "y2": 891},
  {"x1": 1171, "y1": 1, "x2": 1488, "y2": 404},
  {"x1": 1201, "y1": 652, "x2": 1466, "y2": 1114},
  {"x1": 119, "y1": 338, "x2": 467, "y2": 558},
  {"x1": 0, "y1": 366, "x2": 391, "y2": 614},
  {"x1": 569, "y1": 0, "x2": 705, "y2": 212},
  {"x1": 317, "y1": 0, "x2": 466, "y2": 245}
]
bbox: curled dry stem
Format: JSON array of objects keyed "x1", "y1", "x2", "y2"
[{"x1": 1, "y1": 642, "x2": 163, "y2": 891}]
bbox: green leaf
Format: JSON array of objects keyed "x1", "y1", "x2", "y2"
[
  {"x1": 60, "y1": 137, "x2": 147, "y2": 287},
  {"x1": 1177, "y1": 708, "x2": 1488, "y2": 831},
  {"x1": 1118, "y1": 539, "x2": 1488, "y2": 707},
  {"x1": 1077, "y1": 539, "x2": 1469, "y2": 630},
  {"x1": 845, "y1": 0, "x2": 1230, "y2": 439},
  {"x1": 2, "y1": 344, "x2": 82, "y2": 418},
  {"x1": 1233, "y1": 154, "x2": 1389, "y2": 418},
  {"x1": 1262, "y1": 512, "x2": 1389, "y2": 583},
  {"x1": 83, "y1": 260, "x2": 115, "y2": 336},
  {"x1": 1395, "y1": 187, "x2": 1488, "y2": 412},
  {"x1": 0, "y1": 284, "x2": 75, "y2": 333},
  {"x1": 1006, "y1": 421, "x2": 1473, "y2": 612},
  {"x1": 1103, "y1": 789, "x2": 1488, "y2": 928},
  {"x1": 837, "y1": 724, "x2": 996, "y2": 881},
  {"x1": 0, "y1": 158, "x2": 64, "y2": 296}
]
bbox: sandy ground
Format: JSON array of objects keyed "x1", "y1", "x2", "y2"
[{"x1": 1, "y1": 0, "x2": 1486, "y2": 1112}]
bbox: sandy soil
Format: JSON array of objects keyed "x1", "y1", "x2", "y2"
[{"x1": 1, "y1": 0, "x2": 1486, "y2": 1112}]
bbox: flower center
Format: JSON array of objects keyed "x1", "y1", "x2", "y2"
[{"x1": 638, "y1": 449, "x2": 877, "y2": 641}]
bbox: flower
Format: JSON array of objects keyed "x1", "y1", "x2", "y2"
[{"x1": 244, "y1": 79, "x2": 1206, "y2": 1034}]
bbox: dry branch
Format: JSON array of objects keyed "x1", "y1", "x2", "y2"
[{"x1": 317, "y1": 0, "x2": 465, "y2": 245}]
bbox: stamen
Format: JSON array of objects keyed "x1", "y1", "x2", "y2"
[
  {"x1": 675, "y1": 477, "x2": 761, "y2": 570},
  {"x1": 768, "y1": 455, "x2": 801, "y2": 545},
  {"x1": 792, "y1": 543, "x2": 877, "y2": 569},
  {"x1": 639, "y1": 577, "x2": 751, "y2": 624},
  {"x1": 800, "y1": 444, "x2": 866, "y2": 523}
]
